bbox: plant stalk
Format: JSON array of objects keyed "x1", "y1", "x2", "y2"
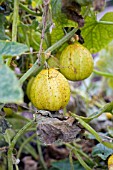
[
  {"x1": 8, "y1": 119, "x2": 35, "y2": 170},
  {"x1": 7, "y1": 0, "x2": 19, "y2": 67},
  {"x1": 93, "y1": 69, "x2": 113, "y2": 78},
  {"x1": 19, "y1": 27, "x2": 78, "y2": 84}
]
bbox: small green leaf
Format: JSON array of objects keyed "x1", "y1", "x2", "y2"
[
  {"x1": 0, "y1": 41, "x2": 29, "y2": 58},
  {"x1": 4, "y1": 129, "x2": 15, "y2": 144},
  {"x1": 82, "y1": 12, "x2": 113, "y2": 53},
  {"x1": 51, "y1": 159, "x2": 85, "y2": 170},
  {"x1": 92, "y1": 143, "x2": 113, "y2": 160},
  {"x1": 0, "y1": 64, "x2": 23, "y2": 103}
]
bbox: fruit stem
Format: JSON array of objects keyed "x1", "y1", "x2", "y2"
[
  {"x1": 19, "y1": 27, "x2": 78, "y2": 84},
  {"x1": 8, "y1": 118, "x2": 35, "y2": 170},
  {"x1": 93, "y1": 69, "x2": 113, "y2": 78}
]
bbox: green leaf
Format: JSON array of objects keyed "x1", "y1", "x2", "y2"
[
  {"x1": 92, "y1": 143, "x2": 113, "y2": 160},
  {"x1": 51, "y1": 24, "x2": 64, "y2": 45},
  {"x1": 51, "y1": 159, "x2": 85, "y2": 170},
  {"x1": 0, "y1": 64, "x2": 23, "y2": 103},
  {"x1": 4, "y1": 129, "x2": 15, "y2": 144},
  {"x1": 32, "y1": 0, "x2": 42, "y2": 7},
  {"x1": 50, "y1": 0, "x2": 77, "y2": 45},
  {"x1": 0, "y1": 14, "x2": 10, "y2": 40},
  {"x1": 0, "y1": 41, "x2": 29, "y2": 58},
  {"x1": 51, "y1": 0, "x2": 77, "y2": 27},
  {"x1": 82, "y1": 12, "x2": 113, "y2": 53}
]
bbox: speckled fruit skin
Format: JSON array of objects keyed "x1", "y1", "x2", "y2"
[
  {"x1": 30, "y1": 68, "x2": 70, "y2": 111},
  {"x1": 60, "y1": 43, "x2": 94, "y2": 81},
  {"x1": 108, "y1": 155, "x2": 113, "y2": 170},
  {"x1": 26, "y1": 77, "x2": 35, "y2": 99}
]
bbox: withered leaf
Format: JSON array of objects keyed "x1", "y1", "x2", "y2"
[
  {"x1": 61, "y1": 0, "x2": 84, "y2": 27},
  {"x1": 93, "y1": 0, "x2": 105, "y2": 11},
  {"x1": 36, "y1": 114, "x2": 84, "y2": 145}
]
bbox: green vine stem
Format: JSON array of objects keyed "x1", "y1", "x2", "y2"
[
  {"x1": 70, "y1": 114, "x2": 113, "y2": 149},
  {"x1": 19, "y1": 28, "x2": 78, "y2": 84},
  {"x1": 37, "y1": 140, "x2": 47, "y2": 170},
  {"x1": 19, "y1": 3, "x2": 42, "y2": 16},
  {"x1": 7, "y1": 0, "x2": 19, "y2": 67},
  {"x1": 8, "y1": 119, "x2": 35, "y2": 170},
  {"x1": 12, "y1": 0, "x2": 19, "y2": 42},
  {"x1": 17, "y1": 133, "x2": 37, "y2": 159},
  {"x1": 70, "y1": 101, "x2": 113, "y2": 122},
  {"x1": 66, "y1": 143, "x2": 92, "y2": 170},
  {"x1": 93, "y1": 69, "x2": 113, "y2": 78},
  {"x1": 69, "y1": 151, "x2": 74, "y2": 170},
  {"x1": 73, "y1": 146, "x2": 94, "y2": 165}
]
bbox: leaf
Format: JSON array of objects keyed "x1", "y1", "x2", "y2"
[
  {"x1": 0, "y1": 14, "x2": 10, "y2": 40},
  {"x1": 92, "y1": 143, "x2": 113, "y2": 160},
  {"x1": 51, "y1": 0, "x2": 78, "y2": 27},
  {"x1": 0, "y1": 118, "x2": 11, "y2": 134},
  {"x1": 50, "y1": 0, "x2": 78, "y2": 45},
  {"x1": 0, "y1": 41, "x2": 29, "y2": 58},
  {"x1": 82, "y1": 12, "x2": 113, "y2": 53},
  {"x1": 4, "y1": 129, "x2": 15, "y2": 144},
  {"x1": 32, "y1": 0, "x2": 43, "y2": 8},
  {"x1": 51, "y1": 23, "x2": 64, "y2": 45},
  {"x1": 51, "y1": 159, "x2": 85, "y2": 170},
  {"x1": 0, "y1": 64, "x2": 23, "y2": 103}
]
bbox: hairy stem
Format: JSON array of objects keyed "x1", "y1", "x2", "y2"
[
  {"x1": 8, "y1": 119, "x2": 35, "y2": 170},
  {"x1": 7, "y1": 0, "x2": 19, "y2": 67},
  {"x1": 66, "y1": 143, "x2": 92, "y2": 170},
  {"x1": 19, "y1": 27, "x2": 77, "y2": 84},
  {"x1": 19, "y1": 3, "x2": 42, "y2": 16},
  {"x1": 71, "y1": 114, "x2": 113, "y2": 149},
  {"x1": 17, "y1": 133, "x2": 37, "y2": 159},
  {"x1": 37, "y1": 140, "x2": 47, "y2": 170},
  {"x1": 93, "y1": 69, "x2": 113, "y2": 78}
]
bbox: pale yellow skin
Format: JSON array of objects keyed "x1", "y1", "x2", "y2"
[
  {"x1": 30, "y1": 68, "x2": 70, "y2": 111},
  {"x1": 60, "y1": 43, "x2": 94, "y2": 81},
  {"x1": 108, "y1": 155, "x2": 113, "y2": 170},
  {"x1": 26, "y1": 77, "x2": 35, "y2": 99}
]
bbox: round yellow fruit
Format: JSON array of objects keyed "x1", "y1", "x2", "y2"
[
  {"x1": 47, "y1": 57, "x2": 60, "y2": 68},
  {"x1": 30, "y1": 68, "x2": 70, "y2": 111},
  {"x1": 108, "y1": 155, "x2": 113, "y2": 170},
  {"x1": 26, "y1": 77, "x2": 35, "y2": 99},
  {"x1": 106, "y1": 112, "x2": 113, "y2": 120},
  {"x1": 60, "y1": 43, "x2": 94, "y2": 81}
]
